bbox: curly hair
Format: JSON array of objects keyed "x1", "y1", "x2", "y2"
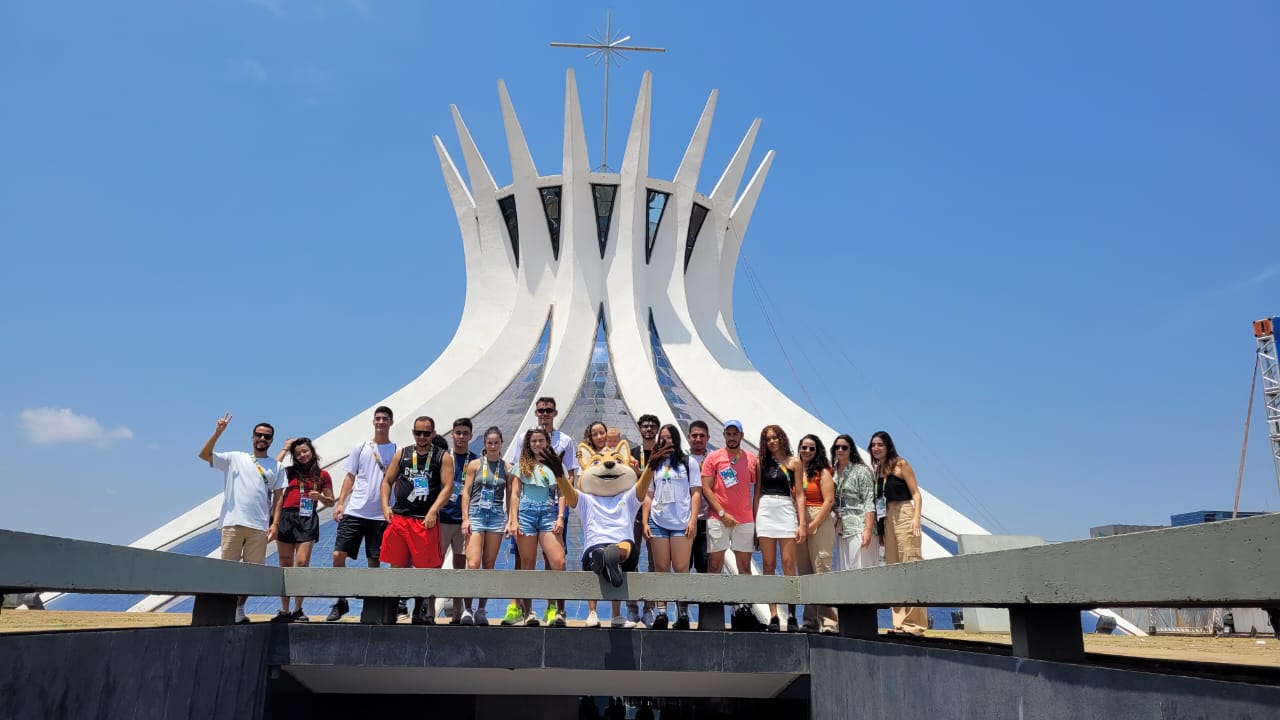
[
  {"x1": 518, "y1": 427, "x2": 552, "y2": 477},
  {"x1": 758, "y1": 424, "x2": 793, "y2": 472},
  {"x1": 798, "y1": 434, "x2": 831, "y2": 476}
]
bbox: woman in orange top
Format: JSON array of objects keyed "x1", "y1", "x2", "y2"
[{"x1": 795, "y1": 434, "x2": 837, "y2": 633}]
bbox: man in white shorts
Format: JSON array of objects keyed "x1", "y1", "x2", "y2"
[{"x1": 700, "y1": 420, "x2": 757, "y2": 577}]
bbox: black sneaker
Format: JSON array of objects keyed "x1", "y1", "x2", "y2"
[
  {"x1": 602, "y1": 545, "x2": 625, "y2": 588},
  {"x1": 551, "y1": 615, "x2": 567, "y2": 628},
  {"x1": 325, "y1": 598, "x2": 349, "y2": 623},
  {"x1": 589, "y1": 547, "x2": 606, "y2": 577},
  {"x1": 767, "y1": 616, "x2": 780, "y2": 632},
  {"x1": 651, "y1": 612, "x2": 669, "y2": 630},
  {"x1": 787, "y1": 615, "x2": 799, "y2": 633},
  {"x1": 673, "y1": 614, "x2": 691, "y2": 630},
  {"x1": 269, "y1": 610, "x2": 293, "y2": 624},
  {"x1": 292, "y1": 609, "x2": 310, "y2": 623},
  {"x1": 398, "y1": 599, "x2": 410, "y2": 619}
]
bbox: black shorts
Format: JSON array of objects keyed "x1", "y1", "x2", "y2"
[
  {"x1": 334, "y1": 515, "x2": 388, "y2": 561},
  {"x1": 277, "y1": 508, "x2": 320, "y2": 544},
  {"x1": 580, "y1": 541, "x2": 640, "y2": 572}
]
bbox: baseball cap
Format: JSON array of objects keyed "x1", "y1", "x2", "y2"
[{"x1": 723, "y1": 419, "x2": 744, "y2": 432}]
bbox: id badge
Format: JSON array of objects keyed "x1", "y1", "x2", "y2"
[
  {"x1": 720, "y1": 466, "x2": 738, "y2": 489},
  {"x1": 658, "y1": 479, "x2": 676, "y2": 505},
  {"x1": 479, "y1": 486, "x2": 495, "y2": 510},
  {"x1": 411, "y1": 473, "x2": 430, "y2": 501},
  {"x1": 299, "y1": 497, "x2": 315, "y2": 518},
  {"x1": 875, "y1": 497, "x2": 887, "y2": 520},
  {"x1": 450, "y1": 480, "x2": 462, "y2": 504}
]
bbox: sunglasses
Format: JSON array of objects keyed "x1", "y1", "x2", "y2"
[
  {"x1": 413, "y1": 430, "x2": 434, "y2": 438},
  {"x1": 833, "y1": 445, "x2": 851, "y2": 451},
  {"x1": 799, "y1": 446, "x2": 816, "y2": 452},
  {"x1": 253, "y1": 432, "x2": 273, "y2": 440},
  {"x1": 535, "y1": 408, "x2": 556, "y2": 415}
]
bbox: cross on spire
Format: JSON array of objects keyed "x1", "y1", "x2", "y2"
[{"x1": 551, "y1": 10, "x2": 665, "y2": 172}]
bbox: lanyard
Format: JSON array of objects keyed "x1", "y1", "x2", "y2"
[
  {"x1": 250, "y1": 455, "x2": 269, "y2": 486},
  {"x1": 480, "y1": 459, "x2": 502, "y2": 484},
  {"x1": 412, "y1": 449, "x2": 428, "y2": 474},
  {"x1": 368, "y1": 441, "x2": 389, "y2": 472}
]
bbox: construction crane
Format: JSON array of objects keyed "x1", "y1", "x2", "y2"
[{"x1": 1254, "y1": 316, "x2": 1280, "y2": 496}]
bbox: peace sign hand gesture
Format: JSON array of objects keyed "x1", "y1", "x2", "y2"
[{"x1": 215, "y1": 412, "x2": 233, "y2": 434}]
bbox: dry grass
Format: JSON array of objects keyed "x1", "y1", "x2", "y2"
[{"x1": 4, "y1": 611, "x2": 1276, "y2": 668}]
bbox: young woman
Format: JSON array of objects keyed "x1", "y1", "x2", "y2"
[
  {"x1": 753, "y1": 425, "x2": 806, "y2": 631},
  {"x1": 461, "y1": 426, "x2": 515, "y2": 626},
  {"x1": 795, "y1": 434, "x2": 838, "y2": 633},
  {"x1": 640, "y1": 424, "x2": 699, "y2": 630},
  {"x1": 271, "y1": 438, "x2": 334, "y2": 622},
  {"x1": 831, "y1": 434, "x2": 877, "y2": 573},
  {"x1": 506, "y1": 427, "x2": 567, "y2": 627},
  {"x1": 870, "y1": 430, "x2": 927, "y2": 637}
]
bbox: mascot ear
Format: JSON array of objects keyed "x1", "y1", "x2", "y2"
[
  {"x1": 615, "y1": 440, "x2": 632, "y2": 466},
  {"x1": 577, "y1": 442, "x2": 595, "y2": 470}
]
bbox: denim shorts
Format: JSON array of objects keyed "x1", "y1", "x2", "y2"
[
  {"x1": 518, "y1": 499, "x2": 558, "y2": 535},
  {"x1": 648, "y1": 519, "x2": 687, "y2": 539},
  {"x1": 470, "y1": 505, "x2": 507, "y2": 533}
]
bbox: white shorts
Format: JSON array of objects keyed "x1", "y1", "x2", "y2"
[
  {"x1": 706, "y1": 517, "x2": 755, "y2": 553},
  {"x1": 754, "y1": 494, "x2": 799, "y2": 538}
]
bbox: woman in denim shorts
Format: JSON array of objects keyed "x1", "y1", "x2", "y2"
[
  {"x1": 510, "y1": 427, "x2": 567, "y2": 626},
  {"x1": 640, "y1": 424, "x2": 700, "y2": 630},
  {"x1": 461, "y1": 426, "x2": 515, "y2": 626}
]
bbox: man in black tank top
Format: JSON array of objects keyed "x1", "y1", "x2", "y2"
[{"x1": 379, "y1": 416, "x2": 454, "y2": 625}]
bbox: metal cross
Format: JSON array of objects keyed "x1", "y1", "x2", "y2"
[{"x1": 551, "y1": 10, "x2": 665, "y2": 172}]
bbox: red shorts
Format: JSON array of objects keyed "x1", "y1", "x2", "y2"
[{"x1": 379, "y1": 514, "x2": 443, "y2": 569}]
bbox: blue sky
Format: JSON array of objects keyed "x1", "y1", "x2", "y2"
[{"x1": 1, "y1": 1, "x2": 1277, "y2": 545}]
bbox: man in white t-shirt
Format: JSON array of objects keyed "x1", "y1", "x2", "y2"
[
  {"x1": 504, "y1": 396, "x2": 579, "y2": 626},
  {"x1": 198, "y1": 412, "x2": 287, "y2": 625},
  {"x1": 326, "y1": 405, "x2": 397, "y2": 622}
]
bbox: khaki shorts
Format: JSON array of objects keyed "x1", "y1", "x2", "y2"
[
  {"x1": 437, "y1": 522, "x2": 466, "y2": 559},
  {"x1": 219, "y1": 524, "x2": 268, "y2": 565},
  {"x1": 706, "y1": 518, "x2": 755, "y2": 553}
]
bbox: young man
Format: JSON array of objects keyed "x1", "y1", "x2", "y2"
[
  {"x1": 198, "y1": 413, "x2": 287, "y2": 624},
  {"x1": 504, "y1": 396, "x2": 579, "y2": 627},
  {"x1": 686, "y1": 420, "x2": 711, "y2": 574},
  {"x1": 625, "y1": 413, "x2": 662, "y2": 627},
  {"x1": 701, "y1": 419, "x2": 758, "y2": 581},
  {"x1": 327, "y1": 406, "x2": 396, "y2": 622},
  {"x1": 436, "y1": 417, "x2": 478, "y2": 624},
  {"x1": 380, "y1": 416, "x2": 454, "y2": 625}
]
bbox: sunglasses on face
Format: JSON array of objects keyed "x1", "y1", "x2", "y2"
[
  {"x1": 799, "y1": 446, "x2": 816, "y2": 452},
  {"x1": 535, "y1": 408, "x2": 556, "y2": 415},
  {"x1": 413, "y1": 430, "x2": 434, "y2": 438},
  {"x1": 254, "y1": 432, "x2": 273, "y2": 440},
  {"x1": 834, "y1": 445, "x2": 851, "y2": 451}
]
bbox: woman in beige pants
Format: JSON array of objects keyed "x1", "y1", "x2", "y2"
[
  {"x1": 870, "y1": 430, "x2": 927, "y2": 636},
  {"x1": 795, "y1": 434, "x2": 838, "y2": 633}
]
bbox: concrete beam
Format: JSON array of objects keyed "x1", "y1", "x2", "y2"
[
  {"x1": 0, "y1": 529, "x2": 282, "y2": 597},
  {"x1": 803, "y1": 513, "x2": 1280, "y2": 607}
]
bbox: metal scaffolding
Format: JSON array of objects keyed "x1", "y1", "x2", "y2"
[{"x1": 1254, "y1": 317, "x2": 1280, "y2": 495}]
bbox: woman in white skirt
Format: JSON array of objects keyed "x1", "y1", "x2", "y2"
[
  {"x1": 753, "y1": 424, "x2": 806, "y2": 631},
  {"x1": 831, "y1": 434, "x2": 878, "y2": 571}
]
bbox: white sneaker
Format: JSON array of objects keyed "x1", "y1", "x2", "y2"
[
  {"x1": 611, "y1": 615, "x2": 634, "y2": 629},
  {"x1": 585, "y1": 611, "x2": 601, "y2": 628},
  {"x1": 474, "y1": 608, "x2": 489, "y2": 626},
  {"x1": 460, "y1": 610, "x2": 474, "y2": 626},
  {"x1": 525, "y1": 612, "x2": 540, "y2": 627},
  {"x1": 641, "y1": 607, "x2": 656, "y2": 629}
]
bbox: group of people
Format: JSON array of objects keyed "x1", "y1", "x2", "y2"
[{"x1": 200, "y1": 396, "x2": 928, "y2": 636}]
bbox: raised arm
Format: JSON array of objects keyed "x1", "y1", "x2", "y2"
[{"x1": 198, "y1": 413, "x2": 232, "y2": 465}]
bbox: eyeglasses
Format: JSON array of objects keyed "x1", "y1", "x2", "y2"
[
  {"x1": 412, "y1": 430, "x2": 434, "y2": 438},
  {"x1": 833, "y1": 445, "x2": 851, "y2": 451},
  {"x1": 799, "y1": 446, "x2": 816, "y2": 452},
  {"x1": 535, "y1": 408, "x2": 556, "y2": 415},
  {"x1": 253, "y1": 432, "x2": 273, "y2": 440}
]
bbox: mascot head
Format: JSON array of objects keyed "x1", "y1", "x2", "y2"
[{"x1": 577, "y1": 441, "x2": 639, "y2": 498}]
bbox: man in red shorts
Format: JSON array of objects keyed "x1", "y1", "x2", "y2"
[{"x1": 380, "y1": 415, "x2": 454, "y2": 624}]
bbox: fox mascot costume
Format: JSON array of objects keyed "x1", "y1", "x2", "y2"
[{"x1": 539, "y1": 440, "x2": 665, "y2": 586}]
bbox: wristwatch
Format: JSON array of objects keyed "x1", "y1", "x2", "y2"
[{"x1": 716, "y1": 509, "x2": 725, "y2": 518}]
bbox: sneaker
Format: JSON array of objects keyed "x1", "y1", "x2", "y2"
[
  {"x1": 551, "y1": 613, "x2": 567, "y2": 628},
  {"x1": 501, "y1": 604, "x2": 524, "y2": 626},
  {"x1": 787, "y1": 615, "x2": 799, "y2": 633},
  {"x1": 460, "y1": 610, "x2": 475, "y2": 626},
  {"x1": 544, "y1": 606, "x2": 559, "y2": 627},
  {"x1": 474, "y1": 607, "x2": 489, "y2": 626},
  {"x1": 673, "y1": 613, "x2": 690, "y2": 630},
  {"x1": 585, "y1": 611, "x2": 601, "y2": 628},
  {"x1": 235, "y1": 607, "x2": 249, "y2": 625},
  {"x1": 642, "y1": 607, "x2": 656, "y2": 629},
  {"x1": 270, "y1": 610, "x2": 293, "y2": 623},
  {"x1": 610, "y1": 615, "x2": 633, "y2": 629},
  {"x1": 397, "y1": 599, "x2": 409, "y2": 619},
  {"x1": 325, "y1": 598, "x2": 349, "y2": 623},
  {"x1": 525, "y1": 612, "x2": 540, "y2": 627},
  {"x1": 768, "y1": 616, "x2": 780, "y2": 632},
  {"x1": 651, "y1": 612, "x2": 669, "y2": 630},
  {"x1": 292, "y1": 609, "x2": 310, "y2": 623}
]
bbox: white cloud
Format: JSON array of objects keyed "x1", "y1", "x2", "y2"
[
  {"x1": 19, "y1": 408, "x2": 134, "y2": 447},
  {"x1": 234, "y1": 58, "x2": 268, "y2": 83}
]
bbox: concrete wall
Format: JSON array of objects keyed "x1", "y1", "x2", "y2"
[
  {"x1": 957, "y1": 534, "x2": 1045, "y2": 633},
  {"x1": 807, "y1": 635, "x2": 1280, "y2": 720},
  {"x1": 1, "y1": 626, "x2": 270, "y2": 720}
]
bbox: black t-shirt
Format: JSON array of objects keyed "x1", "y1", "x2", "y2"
[{"x1": 392, "y1": 445, "x2": 445, "y2": 517}]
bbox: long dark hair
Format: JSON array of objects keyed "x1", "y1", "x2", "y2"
[
  {"x1": 286, "y1": 438, "x2": 321, "y2": 482},
  {"x1": 799, "y1": 434, "x2": 831, "y2": 476},
  {"x1": 831, "y1": 434, "x2": 866, "y2": 467},
  {"x1": 656, "y1": 424, "x2": 688, "y2": 470},
  {"x1": 582, "y1": 421, "x2": 608, "y2": 451},
  {"x1": 869, "y1": 430, "x2": 900, "y2": 478}
]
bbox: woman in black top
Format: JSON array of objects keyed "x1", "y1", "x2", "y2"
[
  {"x1": 870, "y1": 430, "x2": 927, "y2": 636},
  {"x1": 753, "y1": 424, "x2": 806, "y2": 631}
]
